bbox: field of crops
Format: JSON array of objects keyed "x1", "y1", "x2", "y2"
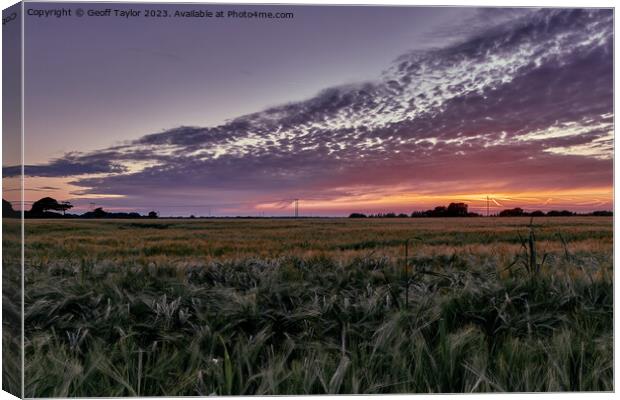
[{"x1": 3, "y1": 217, "x2": 614, "y2": 396}]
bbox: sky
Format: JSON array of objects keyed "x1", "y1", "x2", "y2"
[{"x1": 3, "y1": 4, "x2": 614, "y2": 216}]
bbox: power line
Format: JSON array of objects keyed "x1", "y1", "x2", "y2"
[{"x1": 487, "y1": 195, "x2": 489, "y2": 217}]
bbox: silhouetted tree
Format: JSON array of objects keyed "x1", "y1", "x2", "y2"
[
  {"x1": 58, "y1": 201, "x2": 73, "y2": 216},
  {"x1": 592, "y1": 210, "x2": 612, "y2": 216},
  {"x1": 499, "y1": 208, "x2": 525, "y2": 217},
  {"x1": 531, "y1": 210, "x2": 545, "y2": 217},
  {"x1": 349, "y1": 213, "x2": 367, "y2": 218},
  {"x1": 411, "y1": 203, "x2": 476, "y2": 218},
  {"x1": 148, "y1": 211, "x2": 159, "y2": 218},
  {"x1": 93, "y1": 207, "x2": 108, "y2": 218},
  {"x1": 432, "y1": 206, "x2": 447, "y2": 217},
  {"x1": 397, "y1": 213, "x2": 409, "y2": 218},
  {"x1": 30, "y1": 197, "x2": 63, "y2": 214},
  {"x1": 547, "y1": 210, "x2": 574, "y2": 217},
  {"x1": 447, "y1": 202, "x2": 468, "y2": 217}
]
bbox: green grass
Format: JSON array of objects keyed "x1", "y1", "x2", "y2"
[{"x1": 2, "y1": 217, "x2": 613, "y2": 395}]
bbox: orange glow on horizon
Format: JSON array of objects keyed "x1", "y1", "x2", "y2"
[{"x1": 259, "y1": 187, "x2": 613, "y2": 214}]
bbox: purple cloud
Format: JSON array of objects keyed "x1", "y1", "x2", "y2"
[{"x1": 12, "y1": 8, "x2": 613, "y2": 212}]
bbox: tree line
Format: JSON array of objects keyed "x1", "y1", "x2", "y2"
[
  {"x1": 2, "y1": 197, "x2": 612, "y2": 219},
  {"x1": 349, "y1": 203, "x2": 612, "y2": 218},
  {"x1": 2, "y1": 197, "x2": 159, "y2": 219}
]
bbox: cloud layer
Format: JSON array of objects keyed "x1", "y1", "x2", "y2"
[{"x1": 10, "y1": 8, "x2": 613, "y2": 213}]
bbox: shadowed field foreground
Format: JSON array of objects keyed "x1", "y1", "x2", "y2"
[{"x1": 9, "y1": 217, "x2": 613, "y2": 395}]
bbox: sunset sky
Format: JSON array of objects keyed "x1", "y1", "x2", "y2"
[{"x1": 3, "y1": 4, "x2": 613, "y2": 216}]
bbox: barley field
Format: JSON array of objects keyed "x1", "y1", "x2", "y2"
[{"x1": 3, "y1": 217, "x2": 613, "y2": 396}]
